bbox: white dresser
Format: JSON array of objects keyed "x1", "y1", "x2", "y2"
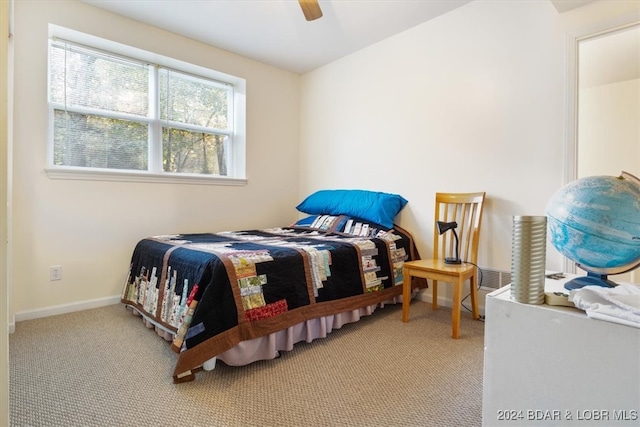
[{"x1": 482, "y1": 277, "x2": 640, "y2": 426}]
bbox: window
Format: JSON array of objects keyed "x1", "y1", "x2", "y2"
[{"x1": 47, "y1": 27, "x2": 246, "y2": 184}]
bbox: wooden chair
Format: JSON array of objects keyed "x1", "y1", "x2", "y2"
[{"x1": 402, "y1": 192, "x2": 486, "y2": 338}]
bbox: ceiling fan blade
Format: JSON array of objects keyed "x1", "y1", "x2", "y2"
[{"x1": 298, "y1": 0, "x2": 323, "y2": 21}]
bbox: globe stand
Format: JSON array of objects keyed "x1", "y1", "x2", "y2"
[{"x1": 564, "y1": 271, "x2": 617, "y2": 291}]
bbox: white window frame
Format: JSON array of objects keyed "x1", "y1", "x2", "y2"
[{"x1": 45, "y1": 25, "x2": 247, "y2": 186}]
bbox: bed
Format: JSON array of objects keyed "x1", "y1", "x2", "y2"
[{"x1": 120, "y1": 189, "x2": 422, "y2": 382}]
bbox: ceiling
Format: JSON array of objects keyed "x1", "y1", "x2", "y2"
[
  {"x1": 82, "y1": 0, "x2": 595, "y2": 74},
  {"x1": 579, "y1": 24, "x2": 640, "y2": 88},
  {"x1": 81, "y1": 0, "x2": 472, "y2": 74}
]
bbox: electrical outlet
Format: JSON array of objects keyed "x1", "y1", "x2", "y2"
[{"x1": 50, "y1": 265, "x2": 62, "y2": 281}]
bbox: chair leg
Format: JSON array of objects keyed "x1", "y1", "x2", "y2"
[
  {"x1": 470, "y1": 274, "x2": 479, "y2": 320},
  {"x1": 432, "y1": 280, "x2": 438, "y2": 310},
  {"x1": 402, "y1": 267, "x2": 411, "y2": 323},
  {"x1": 451, "y1": 278, "x2": 462, "y2": 339}
]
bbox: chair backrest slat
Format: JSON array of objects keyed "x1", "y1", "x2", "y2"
[{"x1": 432, "y1": 192, "x2": 486, "y2": 264}]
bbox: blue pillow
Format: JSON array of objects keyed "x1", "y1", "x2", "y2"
[{"x1": 296, "y1": 189, "x2": 407, "y2": 229}]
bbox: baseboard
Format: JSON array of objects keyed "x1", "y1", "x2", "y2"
[
  {"x1": 13, "y1": 295, "x2": 122, "y2": 325},
  {"x1": 416, "y1": 286, "x2": 498, "y2": 317},
  {"x1": 10, "y1": 287, "x2": 500, "y2": 328}
]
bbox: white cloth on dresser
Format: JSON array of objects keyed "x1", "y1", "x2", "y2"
[{"x1": 569, "y1": 284, "x2": 640, "y2": 328}]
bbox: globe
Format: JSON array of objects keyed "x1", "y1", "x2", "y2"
[{"x1": 545, "y1": 171, "x2": 640, "y2": 290}]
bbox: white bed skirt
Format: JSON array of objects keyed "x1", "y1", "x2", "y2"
[{"x1": 128, "y1": 293, "x2": 410, "y2": 370}]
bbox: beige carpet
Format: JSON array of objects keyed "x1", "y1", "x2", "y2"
[{"x1": 10, "y1": 301, "x2": 485, "y2": 427}]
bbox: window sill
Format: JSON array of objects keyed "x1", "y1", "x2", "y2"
[{"x1": 45, "y1": 168, "x2": 247, "y2": 186}]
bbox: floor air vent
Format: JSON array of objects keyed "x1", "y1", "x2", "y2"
[{"x1": 480, "y1": 268, "x2": 511, "y2": 289}]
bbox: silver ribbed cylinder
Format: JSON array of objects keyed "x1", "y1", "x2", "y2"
[{"x1": 510, "y1": 216, "x2": 547, "y2": 304}]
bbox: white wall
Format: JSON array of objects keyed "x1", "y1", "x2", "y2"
[
  {"x1": 10, "y1": 0, "x2": 301, "y2": 318},
  {"x1": 299, "y1": 0, "x2": 640, "y2": 306},
  {"x1": 578, "y1": 79, "x2": 640, "y2": 177},
  {"x1": 1, "y1": 0, "x2": 10, "y2": 422}
]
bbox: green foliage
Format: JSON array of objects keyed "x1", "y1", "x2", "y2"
[
  {"x1": 163, "y1": 128, "x2": 227, "y2": 175},
  {"x1": 50, "y1": 41, "x2": 231, "y2": 176},
  {"x1": 54, "y1": 111, "x2": 148, "y2": 170}
]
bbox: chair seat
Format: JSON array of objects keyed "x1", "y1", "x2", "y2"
[{"x1": 403, "y1": 259, "x2": 476, "y2": 276}]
